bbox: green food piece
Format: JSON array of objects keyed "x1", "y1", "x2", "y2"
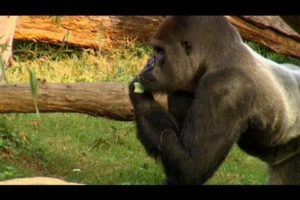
[{"x1": 133, "y1": 81, "x2": 145, "y2": 94}]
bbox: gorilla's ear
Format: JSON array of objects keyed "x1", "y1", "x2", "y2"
[{"x1": 181, "y1": 40, "x2": 192, "y2": 55}]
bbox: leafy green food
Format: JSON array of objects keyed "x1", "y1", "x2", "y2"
[{"x1": 133, "y1": 81, "x2": 145, "y2": 94}]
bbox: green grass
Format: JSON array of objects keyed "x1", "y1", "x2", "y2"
[
  {"x1": 0, "y1": 113, "x2": 164, "y2": 184},
  {"x1": 246, "y1": 40, "x2": 300, "y2": 66},
  {"x1": 0, "y1": 39, "x2": 299, "y2": 184}
]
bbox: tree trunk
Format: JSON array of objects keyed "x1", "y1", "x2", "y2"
[
  {"x1": 0, "y1": 82, "x2": 167, "y2": 121},
  {"x1": 0, "y1": 82, "x2": 134, "y2": 121},
  {"x1": 14, "y1": 16, "x2": 164, "y2": 49},
  {"x1": 15, "y1": 16, "x2": 300, "y2": 59},
  {"x1": 226, "y1": 16, "x2": 300, "y2": 59}
]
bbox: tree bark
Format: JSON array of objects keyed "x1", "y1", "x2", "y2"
[
  {"x1": 0, "y1": 82, "x2": 167, "y2": 121},
  {"x1": 0, "y1": 82, "x2": 134, "y2": 121},
  {"x1": 14, "y1": 16, "x2": 164, "y2": 49},
  {"x1": 226, "y1": 16, "x2": 300, "y2": 59},
  {"x1": 15, "y1": 16, "x2": 300, "y2": 59}
]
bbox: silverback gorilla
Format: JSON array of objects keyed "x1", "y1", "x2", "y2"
[{"x1": 128, "y1": 16, "x2": 300, "y2": 184}]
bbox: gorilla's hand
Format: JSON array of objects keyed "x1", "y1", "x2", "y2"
[
  {"x1": 129, "y1": 77, "x2": 179, "y2": 158},
  {"x1": 129, "y1": 77, "x2": 155, "y2": 113}
]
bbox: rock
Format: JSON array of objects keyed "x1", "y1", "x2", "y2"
[{"x1": 0, "y1": 177, "x2": 82, "y2": 185}]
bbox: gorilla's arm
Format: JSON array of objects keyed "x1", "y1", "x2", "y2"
[
  {"x1": 168, "y1": 91, "x2": 194, "y2": 126},
  {"x1": 129, "y1": 73, "x2": 250, "y2": 184},
  {"x1": 129, "y1": 79, "x2": 180, "y2": 158}
]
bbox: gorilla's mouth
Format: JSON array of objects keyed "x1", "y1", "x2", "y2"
[{"x1": 138, "y1": 75, "x2": 158, "y2": 92}]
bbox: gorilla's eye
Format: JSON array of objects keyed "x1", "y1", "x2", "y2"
[
  {"x1": 181, "y1": 40, "x2": 192, "y2": 55},
  {"x1": 153, "y1": 46, "x2": 164, "y2": 54},
  {"x1": 152, "y1": 46, "x2": 165, "y2": 67}
]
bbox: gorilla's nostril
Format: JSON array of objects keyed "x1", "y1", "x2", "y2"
[{"x1": 139, "y1": 76, "x2": 150, "y2": 83}]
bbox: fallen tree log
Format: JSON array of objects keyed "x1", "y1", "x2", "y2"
[
  {"x1": 14, "y1": 16, "x2": 164, "y2": 49},
  {"x1": 0, "y1": 82, "x2": 167, "y2": 121},
  {"x1": 226, "y1": 16, "x2": 300, "y2": 60},
  {"x1": 14, "y1": 16, "x2": 300, "y2": 59},
  {"x1": 0, "y1": 82, "x2": 134, "y2": 121}
]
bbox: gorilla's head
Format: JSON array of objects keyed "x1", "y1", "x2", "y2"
[{"x1": 138, "y1": 16, "x2": 242, "y2": 93}]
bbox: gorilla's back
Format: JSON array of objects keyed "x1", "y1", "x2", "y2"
[{"x1": 243, "y1": 42, "x2": 300, "y2": 145}]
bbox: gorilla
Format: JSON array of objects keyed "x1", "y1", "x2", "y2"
[{"x1": 128, "y1": 16, "x2": 300, "y2": 185}]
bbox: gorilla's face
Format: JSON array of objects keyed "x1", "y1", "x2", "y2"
[
  {"x1": 137, "y1": 16, "x2": 242, "y2": 94},
  {"x1": 138, "y1": 17, "x2": 200, "y2": 93}
]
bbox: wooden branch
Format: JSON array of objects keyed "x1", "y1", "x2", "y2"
[
  {"x1": 15, "y1": 16, "x2": 300, "y2": 59},
  {"x1": 14, "y1": 16, "x2": 164, "y2": 49},
  {"x1": 226, "y1": 16, "x2": 300, "y2": 59},
  {"x1": 0, "y1": 82, "x2": 134, "y2": 121},
  {"x1": 0, "y1": 82, "x2": 167, "y2": 121}
]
